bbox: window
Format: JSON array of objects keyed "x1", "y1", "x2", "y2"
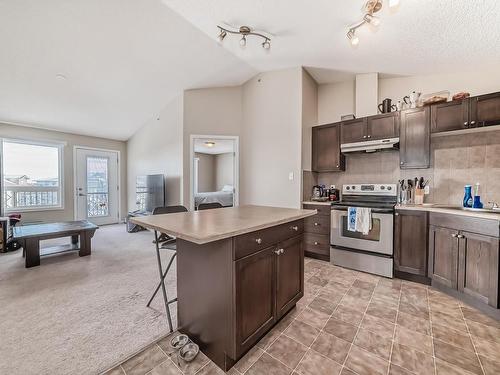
[{"x1": 2, "y1": 139, "x2": 63, "y2": 211}]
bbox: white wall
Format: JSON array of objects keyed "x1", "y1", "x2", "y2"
[
  {"x1": 215, "y1": 153, "x2": 233, "y2": 191},
  {"x1": 194, "y1": 152, "x2": 216, "y2": 192},
  {"x1": 241, "y1": 68, "x2": 303, "y2": 208},
  {"x1": 379, "y1": 67, "x2": 500, "y2": 103},
  {"x1": 301, "y1": 69, "x2": 318, "y2": 171},
  {"x1": 183, "y1": 87, "x2": 242, "y2": 209},
  {"x1": 127, "y1": 95, "x2": 183, "y2": 209},
  {"x1": 317, "y1": 81, "x2": 355, "y2": 124},
  {"x1": 0, "y1": 122, "x2": 127, "y2": 223}
]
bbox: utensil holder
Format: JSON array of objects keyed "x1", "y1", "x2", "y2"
[{"x1": 414, "y1": 188, "x2": 425, "y2": 205}]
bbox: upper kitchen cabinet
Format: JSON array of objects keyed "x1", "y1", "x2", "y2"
[
  {"x1": 340, "y1": 118, "x2": 367, "y2": 144},
  {"x1": 399, "y1": 107, "x2": 430, "y2": 169},
  {"x1": 431, "y1": 99, "x2": 469, "y2": 133},
  {"x1": 366, "y1": 112, "x2": 400, "y2": 141},
  {"x1": 311, "y1": 123, "x2": 345, "y2": 172},
  {"x1": 469, "y1": 92, "x2": 500, "y2": 127}
]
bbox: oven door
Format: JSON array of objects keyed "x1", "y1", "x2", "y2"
[{"x1": 330, "y1": 207, "x2": 393, "y2": 255}]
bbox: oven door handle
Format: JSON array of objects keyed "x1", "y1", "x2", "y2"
[{"x1": 331, "y1": 206, "x2": 394, "y2": 214}]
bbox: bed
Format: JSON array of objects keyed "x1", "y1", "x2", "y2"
[{"x1": 194, "y1": 185, "x2": 234, "y2": 208}]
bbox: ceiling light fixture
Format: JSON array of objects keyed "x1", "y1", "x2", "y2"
[
  {"x1": 204, "y1": 141, "x2": 216, "y2": 148},
  {"x1": 217, "y1": 25, "x2": 271, "y2": 50},
  {"x1": 346, "y1": 0, "x2": 399, "y2": 46}
]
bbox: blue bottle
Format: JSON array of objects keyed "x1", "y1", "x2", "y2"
[
  {"x1": 472, "y1": 183, "x2": 483, "y2": 209},
  {"x1": 463, "y1": 185, "x2": 472, "y2": 208}
]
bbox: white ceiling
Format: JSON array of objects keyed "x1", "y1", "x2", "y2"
[
  {"x1": 194, "y1": 138, "x2": 234, "y2": 154},
  {"x1": 1, "y1": 0, "x2": 500, "y2": 140},
  {"x1": 165, "y1": 0, "x2": 500, "y2": 78},
  {"x1": 0, "y1": 0, "x2": 256, "y2": 140}
]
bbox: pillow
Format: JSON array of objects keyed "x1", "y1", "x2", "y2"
[{"x1": 222, "y1": 185, "x2": 233, "y2": 192}]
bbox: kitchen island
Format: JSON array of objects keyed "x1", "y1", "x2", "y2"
[{"x1": 131, "y1": 205, "x2": 316, "y2": 371}]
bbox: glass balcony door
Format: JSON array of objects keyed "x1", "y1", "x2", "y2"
[{"x1": 75, "y1": 148, "x2": 119, "y2": 225}]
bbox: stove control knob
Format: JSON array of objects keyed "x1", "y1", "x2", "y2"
[
  {"x1": 351, "y1": 186, "x2": 356, "y2": 190},
  {"x1": 381, "y1": 186, "x2": 385, "y2": 190},
  {"x1": 346, "y1": 186, "x2": 350, "y2": 190},
  {"x1": 387, "y1": 186, "x2": 392, "y2": 191}
]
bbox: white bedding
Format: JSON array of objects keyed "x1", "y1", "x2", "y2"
[{"x1": 194, "y1": 191, "x2": 233, "y2": 208}]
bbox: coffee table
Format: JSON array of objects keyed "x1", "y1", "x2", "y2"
[{"x1": 13, "y1": 220, "x2": 98, "y2": 268}]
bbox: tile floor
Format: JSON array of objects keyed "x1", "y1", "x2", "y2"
[{"x1": 104, "y1": 258, "x2": 500, "y2": 375}]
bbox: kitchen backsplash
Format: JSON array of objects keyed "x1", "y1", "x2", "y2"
[{"x1": 309, "y1": 130, "x2": 500, "y2": 206}]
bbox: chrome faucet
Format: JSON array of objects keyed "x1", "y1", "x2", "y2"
[{"x1": 488, "y1": 201, "x2": 499, "y2": 210}]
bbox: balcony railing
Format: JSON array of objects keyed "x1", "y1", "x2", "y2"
[{"x1": 4, "y1": 186, "x2": 60, "y2": 210}]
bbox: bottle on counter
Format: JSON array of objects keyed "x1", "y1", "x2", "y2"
[
  {"x1": 472, "y1": 183, "x2": 483, "y2": 209},
  {"x1": 463, "y1": 185, "x2": 472, "y2": 208}
]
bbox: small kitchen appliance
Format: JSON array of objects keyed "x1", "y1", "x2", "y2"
[
  {"x1": 330, "y1": 183, "x2": 397, "y2": 278},
  {"x1": 378, "y1": 98, "x2": 396, "y2": 113}
]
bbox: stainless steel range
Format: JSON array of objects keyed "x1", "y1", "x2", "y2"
[{"x1": 330, "y1": 183, "x2": 397, "y2": 278}]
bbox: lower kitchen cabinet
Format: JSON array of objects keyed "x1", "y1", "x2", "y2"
[
  {"x1": 458, "y1": 231, "x2": 499, "y2": 308},
  {"x1": 428, "y1": 213, "x2": 500, "y2": 310},
  {"x1": 276, "y1": 235, "x2": 304, "y2": 318},
  {"x1": 235, "y1": 246, "x2": 276, "y2": 355},
  {"x1": 429, "y1": 225, "x2": 459, "y2": 289},
  {"x1": 234, "y1": 233, "x2": 304, "y2": 357},
  {"x1": 394, "y1": 210, "x2": 429, "y2": 283},
  {"x1": 303, "y1": 203, "x2": 331, "y2": 261}
]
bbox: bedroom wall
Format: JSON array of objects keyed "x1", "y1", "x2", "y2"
[
  {"x1": 0, "y1": 122, "x2": 127, "y2": 223},
  {"x1": 194, "y1": 152, "x2": 216, "y2": 192},
  {"x1": 215, "y1": 152, "x2": 234, "y2": 191}
]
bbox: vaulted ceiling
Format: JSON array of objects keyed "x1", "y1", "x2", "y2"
[{"x1": 1, "y1": 0, "x2": 499, "y2": 140}]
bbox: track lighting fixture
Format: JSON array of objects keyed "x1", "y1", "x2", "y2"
[
  {"x1": 346, "y1": 0, "x2": 399, "y2": 46},
  {"x1": 217, "y1": 25, "x2": 271, "y2": 50}
]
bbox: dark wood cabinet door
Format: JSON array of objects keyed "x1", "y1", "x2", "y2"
[
  {"x1": 429, "y1": 226, "x2": 459, "y2": 289},
  {"x1": 235, "y1": 246, "x2": 276, "y2": 356},
  {"x1": 458, "y1": 232, "x2": 499, "y2": 308},
  {"x1": 366, "y1": 112, "x2": 399, "y2": 140},
  {"x1": 341, "y1": 118, "x2": 367, "y2": 144},
  {"x1": 394, "y1": 210, "x2": 428, "y2": 276},
  {"x1": 399, "y1": 108, "x2": 430, "y2": 169},
  {"x1": 276, "y1": 235, "x2": 304, "y2": 319},
  {"x1": 469, "y1": 92, "x2": 500, "y2": 127},
  {"x1": 430, "y1": 100, "x2": 469, "y2": 133},
  {"x1": 311, "y1": 123, "x2": 344, "y2": 172}
]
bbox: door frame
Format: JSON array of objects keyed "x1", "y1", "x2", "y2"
[
  {"x1": 189, "y1": 135, "x2": 239, "y2": 211},
  {"x1": 73, "y1": 146, "x2": 121, "y2": 223}
]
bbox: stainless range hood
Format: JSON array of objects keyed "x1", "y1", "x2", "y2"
[{"x1": 341, "y1": 137, "x2": 399, "y2": 153}]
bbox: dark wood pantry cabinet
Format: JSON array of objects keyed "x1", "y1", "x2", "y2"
[
  {"x1": 394, "y1": 210, "x2": 430, "y2": 284},
  {"x1": 399, "y1": 107, "x2": 431, "y2": 169},
  {"x1": 311, "y1": 122, "x2": 345, "y2": 172}
]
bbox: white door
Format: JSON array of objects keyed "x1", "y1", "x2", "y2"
[{"x1": 75, "y1": 148, "x2": 119, "y2": 225}]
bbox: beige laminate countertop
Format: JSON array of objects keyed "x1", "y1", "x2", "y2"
[
  {"x1": 130, "y1": 205, "x2": 317, "y2": 244},
  {"x1": 396, "y1": 204, "x2": 500, "y2": 221}
]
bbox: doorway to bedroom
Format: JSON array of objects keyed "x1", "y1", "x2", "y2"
[{"x1": 190, "y1": 135, "x2": 239, "y2": 211}]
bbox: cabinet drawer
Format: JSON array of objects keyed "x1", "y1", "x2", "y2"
[
  {"x1": 304, "y1": 215, "x2": 330, "y2": 235},
  {"x1": 303, "y1": 204, "x2": 331, "y2": 216},
  {"x1": 234, "y1": 220, "x2": 304, "y2": 260},
  {"x1": 303, "y1": 233, "x2": 330, "y2": 255},
  {"x1": 429, "y1": 213, "x2": 499, "y2": 238}
]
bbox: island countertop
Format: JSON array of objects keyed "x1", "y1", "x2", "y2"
[{"x1": 130, "y1": 205, "x2": 317, "y2": 244}]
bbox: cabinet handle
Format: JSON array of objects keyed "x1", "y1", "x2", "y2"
[
  {"x1": 451, "y1": 233, "x2": 458, "y2": 238},
  {"x1": 464, "y1": 122, "x2": 469, "y2": 128},
  {"x1": 363, "y1": 135, "x2": 367, "y2": 139},
  {"x1": 290, "y1": 225, "x2": 299, "y2": 231},
  {"x1": 367, "y1": 135, "x2": 371, "y2": 138},
  {"x1": 336, "y1": 165, "x2": 339, "y2": 168},
  {"x1": 470, "y1": 121, "x2": 476, "y2": 126},
  {"x1": 314, "y1": 222, "x2": 319, "y2": 226},
  {"x1": 457, "y1": 234, "x2": 465, "y2": 239},
  {"x1": 395, "y1": 213, "x2": 399, "y2": 216},
  {"x1": 274, "y1": 249, "x2": 281, "y2": 255},
  {"x1": 280, "y1": 249, "x2": 285, "y2": 254},
  {"x1": 400, "y1": 161, "x2": 404, "y2": 165},
  {"x1": 314, "y1": 241, "x2": 319, "y2": 245},
  {"x1": 255, "y1": 238, "x2": 262, "y2": 244}
]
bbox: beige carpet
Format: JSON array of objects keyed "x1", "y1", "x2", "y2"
[{"x1": 0, "y1": 224, "x2": 177, "y2": 375}]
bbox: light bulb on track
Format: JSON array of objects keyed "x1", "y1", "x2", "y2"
[{"x1": 239, "y1": 35, "x2": 247, "y2": 47}]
